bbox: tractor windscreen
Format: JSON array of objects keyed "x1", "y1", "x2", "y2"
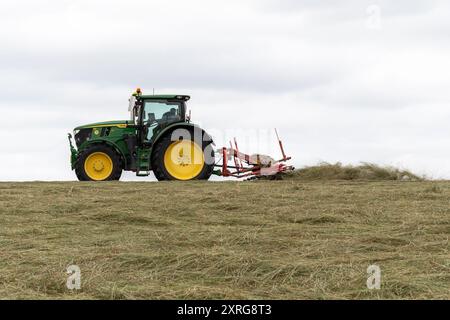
[
  {"x1": 143, "y1": 101, "x2": 182, "y2": 126},
  {"x1": 142, "y1": 100, "x2": 183, "y2": 141}
]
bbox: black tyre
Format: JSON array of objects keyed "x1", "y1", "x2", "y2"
[
  {"x1": 151, "y1": 130, "x2": 215, "y2": 181},
  {"x1": 75, "y1": 144, "x2": 123, "y2": 181}
]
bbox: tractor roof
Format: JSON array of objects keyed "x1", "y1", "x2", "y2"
[{"x1": 138, "y1": 94, "x2": 190, "y2": 101}]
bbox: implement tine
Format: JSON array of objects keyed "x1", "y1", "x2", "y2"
[
  {"x1": 234, "y1": 138, "x2": 244, "y2": 169},
  {"x1": 275, "y1": 128, "x2": 287, "y2": 161},
  {"x1": 230, "y1": 140, "x2": 240, "y2": 173},
  {"x1": 275, "y1": 128, "x2": 280, "y2": 141}
]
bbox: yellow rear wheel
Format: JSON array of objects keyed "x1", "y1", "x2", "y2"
[
  {"x1": 84, "y1": 152, "x2": 114, "y2": 181},
  {"x1": 163, "y1": 140, "x2": 205, "y2": 180}
]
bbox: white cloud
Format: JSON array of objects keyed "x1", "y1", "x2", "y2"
[{"x1": 0, "y1": 0, "x2": 449, "y2": 180}]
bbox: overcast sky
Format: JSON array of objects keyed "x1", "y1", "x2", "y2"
[{"x1": 0, "y1": 0, "x2": 449, "y2": 181}]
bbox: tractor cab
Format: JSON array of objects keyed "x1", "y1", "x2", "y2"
[{"x1": 129, "y1": 89, "x2": 190, "y2": 143}]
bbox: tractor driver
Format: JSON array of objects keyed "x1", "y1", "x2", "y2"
[{"x1": 161, "y1": 108, "x2": 179, "y2": 122}]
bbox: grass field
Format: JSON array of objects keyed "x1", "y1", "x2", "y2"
[{"x1": 0, "y1": 179, "x2": 448, "y2": 299}]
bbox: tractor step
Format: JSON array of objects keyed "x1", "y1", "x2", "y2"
[{"x1": 136, "y1": 171, "x2": 151, "y2": 177}]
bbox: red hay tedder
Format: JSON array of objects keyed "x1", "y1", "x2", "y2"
[{"x1": 215, "y1": 129, "x2": 295, "y2": 179}]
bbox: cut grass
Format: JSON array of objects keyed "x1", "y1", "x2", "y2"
[
  {"x1": 285, "y1": 162, "x2": 423, "y2": 181},
  {"x1": 0, "y1": 180, "x2": 448, "y2": 299}
]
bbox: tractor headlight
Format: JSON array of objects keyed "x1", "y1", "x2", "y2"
[{"x1": 175, "y1": 95, "x2": 190, "y2": 101}]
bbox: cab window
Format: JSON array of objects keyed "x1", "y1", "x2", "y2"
[
  {"x1": 143, "y1": 101, "x2": 182, "y2": 126},
  {"x1": 142, "y1": 100, "x2": 182, "y2": 141}
]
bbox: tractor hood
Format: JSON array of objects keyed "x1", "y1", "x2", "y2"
[{"x1": 74, "y1": 120, "x2": 130, "y2": 130}]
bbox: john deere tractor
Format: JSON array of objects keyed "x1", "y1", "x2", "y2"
[{"x1": 68, "y1": 89, "x2": 215, "y2": 181}]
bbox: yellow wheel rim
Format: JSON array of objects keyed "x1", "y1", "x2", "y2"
[
  {"x1": 84, "y1": 152, "x2": 113, "y2": 181},
  {"x1": 163, "y1": 140, "x2": 204, "y2": 180}
]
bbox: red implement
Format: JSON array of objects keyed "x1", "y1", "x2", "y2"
[{"x1": 216, "y1": 129, "x2": 294, "y2": 178}]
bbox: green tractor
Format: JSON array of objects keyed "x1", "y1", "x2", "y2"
[{"x1": 68, "y1": 88, "x2": 215, "y2": 181}]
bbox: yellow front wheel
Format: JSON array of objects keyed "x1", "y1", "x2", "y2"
[
  {"x1": 84, "y1": 152, "x2": 114, "y2": 181},
  {"x1": 75, "y1": 145, "x2": 122, "y2": 181}
]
